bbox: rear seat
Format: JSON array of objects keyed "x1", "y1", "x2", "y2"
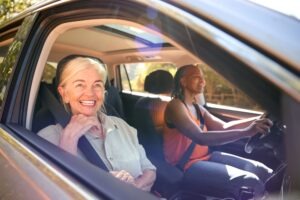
[
  {"x1": 133, "y1": 70, "x2": 184, "y2": 198},
  {"x1": 105, "y1": 83, "x2": 125, "y2": 119}
]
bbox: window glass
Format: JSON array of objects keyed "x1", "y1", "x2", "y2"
[
  {"x1": 42, "y1": 62, "x2": 57, "y2": 84},
  {"x1": 120, "y1": 62, "x2": 176, "y2": 93},
  {"x1": 0, "y1": 44, "x2": 13, "y2": 109},
  {"x1": 0, "y1": 46, "x2": 9, "y2": 61},
  {"x1": 120, "y1": 62, "x2": 260, "y2": 110},
  {"x1": 200, "y1": 64, "x2": 261, "y2": 111}
]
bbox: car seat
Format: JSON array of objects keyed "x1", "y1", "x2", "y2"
[
  {"x1": 105, "y1": 80, "x2": 125, "y2": 119},
  {"x1": 133, "y1": 70, "x2": 184, "y2": 198}
]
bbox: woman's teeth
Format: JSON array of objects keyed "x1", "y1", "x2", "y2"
[{"x1": 80, "y1": 100, "x2": 95, "y2": 106}]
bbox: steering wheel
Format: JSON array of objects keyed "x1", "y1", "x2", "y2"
[{"x1": 244, "y1": 114, "x2": 286, "y2": 156}]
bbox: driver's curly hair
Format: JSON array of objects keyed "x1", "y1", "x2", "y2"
[{"x1": 172, "y1": 64, "x2": 196, "y2": 100}]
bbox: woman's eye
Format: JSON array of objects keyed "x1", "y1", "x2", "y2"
[
  {"x1": 94, "y1": 83, "x2": 103, "y2": 89},
  {"x1": 75, "y1": 83, "x2": 84, "y2": 88}
]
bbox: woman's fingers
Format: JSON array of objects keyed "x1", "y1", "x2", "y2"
[
  {"x1": 246, "y1": 118, "x2": 273, "y2": 137},
  {"x1": 256, "y1": 125, "x2": 269, "y2": 135},
  {"x1": 70, "y1": 114, "x2": 100, "y2": 132},
  {"x1": 255, "y1": 118, "x2": 273, "y2": 134},
  {"x1": 257, "y1": 118, "x2": 273, "y2": 126},
  {"x1": 110, "y1": 170, "x2": 135, "y2": 184},
  {"x1": 59, "y1": 114, "x2": 103, "y2": 154}
]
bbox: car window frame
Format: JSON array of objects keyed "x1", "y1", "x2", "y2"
[
  {"x1": 2, "y1": 2, "x2": 173, "y2": 199},
  {"x1": 0, "y1": 17, "x2": 30, "y2": 120},
  {"x1": 2, "y1": 0, "x2": 299, "y2": 198}
]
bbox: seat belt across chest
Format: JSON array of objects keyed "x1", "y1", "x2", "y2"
[
  {"x1": 176, "y1": 102, "x2": 205, "y2": 170},
  {"x1": 39, "y1": 83, "x2": 108, "y2": 170}
]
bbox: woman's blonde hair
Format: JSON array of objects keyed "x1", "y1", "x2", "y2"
[{"x1": 55, "y1": 55, "x2": 107, "y2": 113}]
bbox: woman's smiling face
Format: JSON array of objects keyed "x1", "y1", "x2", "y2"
[
  {"x1": 181, "y1": 66, "x2": 206, "y2": 95},
  {"x1": 58, "y1": 66, "x2": 105, "y2": 116}
]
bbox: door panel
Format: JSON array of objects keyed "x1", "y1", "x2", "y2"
[{"x1": 0, "y1": 126, "x2": 89, "y2": 200}]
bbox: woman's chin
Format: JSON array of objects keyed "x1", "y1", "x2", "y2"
[
  {"x1": 78, "y1": 109, "x2": 98, "y2": 116},
  {"x1": 72, "y1": 105, "x2": 101, "y2": 116}
]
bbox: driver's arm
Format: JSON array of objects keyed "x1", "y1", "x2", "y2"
[
  {"x1": 165, "y1": 99, "x2": 269, "y2": 146},
  {"x1": 201, "y1": 105, "x2": 261, "y2": 131}
]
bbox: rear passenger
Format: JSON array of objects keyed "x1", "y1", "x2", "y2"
[
  {"x1": 134, "y1": 70, "x2": 173, "y2": 157},
  {"x1": 133, "y1": 70, "x2": 180, "y2": 198}
]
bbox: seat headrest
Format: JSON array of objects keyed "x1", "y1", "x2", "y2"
[{"x1": 144, "y1": 70, "x2": 173, "y2": 94}]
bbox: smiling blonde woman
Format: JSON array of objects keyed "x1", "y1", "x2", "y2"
[{"x1": 38, "y1": 55, "x2": 156, "y2": 191}]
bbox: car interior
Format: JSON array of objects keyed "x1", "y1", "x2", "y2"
[
  {"x1": 1, "y1": 0, "x2": 299, "y2": 199},
  {"x1": 21, "y1": 17, "x2": 287, "y2": 199}
]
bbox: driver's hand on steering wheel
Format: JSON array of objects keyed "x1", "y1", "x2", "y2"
[{"x1": 246, "y1": 118, "x2": 273, "y2": 137}]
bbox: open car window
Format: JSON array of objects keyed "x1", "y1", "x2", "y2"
[
  {"x1": 0, "y1": 32, "x2": 18, "y2": 114},
  {"x1": 1, "y1": 0, "x2": 298, "y2": 199},
  {"x1": 120, "y1": 62, "x2": 176, "y2": 93}
]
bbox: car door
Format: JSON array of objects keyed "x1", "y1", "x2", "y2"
[
  {"x1": 167, "y1": 0, "x2": 300, "y2": 194},
  {"x1": 0, "y1": 1, "x2": 163, "y2": 199},
  {"x1": 0, "y1": 14, "x2": 101, "y2": 200},
  {"x1": 1, "y1": 0, "x2": 299, "y2": 198},
  {"x1": 115, "y1": 0, "x2": 300, "y2": 196}
]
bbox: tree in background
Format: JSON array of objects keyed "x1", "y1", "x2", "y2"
[
  {"x1": 0, "y1": 0, "x2": 39, "y2": 24},
  {"x1": 201, "y1": 63, "x2": 261, "y2": 110}
]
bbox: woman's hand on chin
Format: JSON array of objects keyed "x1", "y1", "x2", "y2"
[{"x1": 59, "y1": 114, "x2": 101, "y2": 154}]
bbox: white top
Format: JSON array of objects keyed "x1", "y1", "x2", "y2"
[{"x1": 37, "y1": 113, "x2": 156, "y2": 178}]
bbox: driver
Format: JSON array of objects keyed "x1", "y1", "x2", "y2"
[{"x1": 163, "y1": 64, "x2": 273, "y2": 199}]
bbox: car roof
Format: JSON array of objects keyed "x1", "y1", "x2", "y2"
[
  {"x1": 171, "y1": 0, "x2": 300, "y2": 73},
  {"x1": 2, "y1": 0, "x2": 299, "y2": 73}
]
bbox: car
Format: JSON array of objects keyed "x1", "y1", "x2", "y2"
[{"x1": 0, "y1": 0, "x2": 299, "y2": 199}]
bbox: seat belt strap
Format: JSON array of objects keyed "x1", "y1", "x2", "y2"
[
  {"x1": 194, "y1": 103, "x2": 205, "y2": 129},
  {"x1": 176, "y1": 141, "x2": 196, "y2": 170},
  {"x1": 40, "y1": 83, "x2": 108, "y2": 171},
  {"x1": 78, "y1": 136, "x2": 108, "y2": 170},
  {"x1": 176, "y1": 101, "x2": 205, "y2": 170}
]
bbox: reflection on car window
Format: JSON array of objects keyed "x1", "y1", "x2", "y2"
[
  {"x1": 0, "y1": 44, "x2": 13, "y2": 109},
  {"x1": 120, "y1": 62, "x2": 176, "y2": 92},
  {"x1": 102, "y1": 24, "x2": 166, "y2": 45}
]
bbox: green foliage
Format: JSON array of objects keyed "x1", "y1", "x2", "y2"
[
  {"x1": 125, "y1": 62, "x2": 176, "y2": 92},
  {"x1": 0, "y1": 0, "x2": 35, "y2": 24},
  {"x1": 122, "y1": 62, "x2": 260, "y2": 110}
]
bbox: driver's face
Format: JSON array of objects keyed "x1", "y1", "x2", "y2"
[{"x1": 183, "y1": 66, "x2": 206, "y2": 94}]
